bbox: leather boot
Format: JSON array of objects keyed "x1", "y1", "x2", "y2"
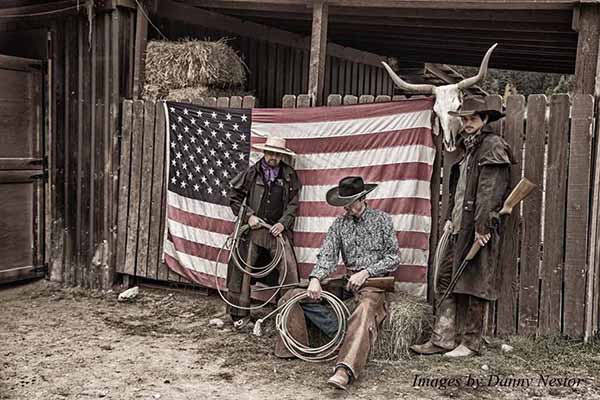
[
  {"x1": 410, "y1": 341, "x2": 447, "y2": 355},
  {"x1": 443, "y1": 343, "x2": 474, "y2": 358},
  {"x1": 327, "y1": 367, "x2": 350, "y2": 390}
]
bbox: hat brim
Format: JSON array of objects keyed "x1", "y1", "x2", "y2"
[
  {"x1": 448, "y1": 109, "x2": 505, "y2": 123},
  {"x1": 326, "y1": 184, "x2": 378, "y2": 207},
  {"x1": 251, "y1": 143, "x2": 296, "y2": 156}
]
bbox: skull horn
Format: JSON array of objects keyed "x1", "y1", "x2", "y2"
[
  {"x1": 456, "y1": 43, "x2": 498, "y2": 90},
  {"x1": 381, "y1": 61, "x2": 435, "y2": 94}
]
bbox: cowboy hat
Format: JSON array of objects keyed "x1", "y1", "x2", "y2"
[
  {"x1": 251, "y1": 136, "x2": 296, "y2": 156},
  {"x1": 448, "y1": 97, "x2": 505, "y2": 123},
  {"x1": 326, "y1": 176, "x2": 378, "y2": 207}
]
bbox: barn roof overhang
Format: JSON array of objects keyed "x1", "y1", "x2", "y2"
[{"x1": 169, "y1": 0, "x2": 584, "y2": 74}]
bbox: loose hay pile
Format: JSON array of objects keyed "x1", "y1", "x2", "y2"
[
  {"x1": 143, "y1": 38, "x2": 248, "y2": 100},
  {"x1": 372, "y1": 292, "x2": 433, "y2": 360}
]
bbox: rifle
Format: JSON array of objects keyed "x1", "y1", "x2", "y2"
[
  {"x1": 253, "y1": 275, "x2": 396, "y2": 293},
  {"x1": 437, "y1": 178, "x2": 536, "y2": 307}
]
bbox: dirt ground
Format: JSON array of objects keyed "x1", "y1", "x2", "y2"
[{"x1": 2, "y1": 280, "x2": 600, "y2": 400}]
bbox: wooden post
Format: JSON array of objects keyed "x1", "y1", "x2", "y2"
[
  {"x1": 132, "y1": 2, "x2": 148, "y2": 99},
  {"x1": 573, "y1": 4, "x2": 600, "y2": 95},
  {"x1": 308, "y1": 0, "x2": 328, "y2": 106}
]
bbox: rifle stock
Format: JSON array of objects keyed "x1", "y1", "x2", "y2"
[
  {"x1": 320, "y1": 276, "x2": 396, "y2": 292},
  {"x1": 499, "y1": 178, "x2": 536, "y2": 216}
]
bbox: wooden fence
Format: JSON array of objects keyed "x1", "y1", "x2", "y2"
[{"x1": 117, "y1": 93, "x2": 600, "y2": 338}]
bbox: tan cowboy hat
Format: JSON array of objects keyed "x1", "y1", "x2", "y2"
[
  {"x1": 252, "y1": 136, "x2": 296, "y2": 156},
  {"x1": 326, "y1": 176, "x2": 378, "y2": 207},
  {"x1": 448, "y1": 97, "x2": 505, "y2": 123}
]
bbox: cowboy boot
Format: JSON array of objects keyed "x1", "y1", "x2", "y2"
[
  {"x1": 411, "y1": 296, "x2": 456, "y2": 354},
  {"x1": 327, "y1": 366, "x2": 351, "y2": 390},
  {"x1": 443, "y1": 343, "x2": 474, "y2": 358}
]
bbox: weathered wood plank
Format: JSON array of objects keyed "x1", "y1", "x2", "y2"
[
  {"x1": 136, "y1": 101, "x2": 156, "y2": 278},
  {"x1": 496, "y1": 95, "x2": 525, "y2": 336},
  {"x1": 323, "y1": 55, "x2": 332, "y2": 101},
  {"x1": 564, "y1": 94, "x2": 594, "y2": 337},
  {"x1": 357, "y1": 63, "x2": 365, "y2": 96},
  {"x1": 351, "y1": 60, "x2": 359, "y2": 95},
  {"x1": 344, "y1": 61, "x2": 353, "y2": 95},
  {"x1": 230, "y1": 96, "x2": 243, "y2": 108},
  {"x1": 132, "y1": 3, "x2": 148, "y2": 99},
  {"x1": 327, "y1": 94, "x2": 342, "y2": 106},
  {"x1": 148, "y1": 101, "x2": 167, "y2": 281},
  {"x1": 308, "y1": 0, "x2": 328, "y2": 106},
  {"x1": 589, "y1": 101, "x2": 600, "y2": 340},
  {"x1": 359, "y1": 95, "x2": 374, "y2": 103},
  {"x1": 216, "y1": 97, "x2": 230, "y2": 108},
  {"x1": 375, "y1": 95, "x2": 391, "y2": 102},
  {"x1": 205, "y1": 97, "x2": 217, "y2": 107},
  {"x1": 275, "y1": 44, "x2": 286, "y2": 106},
  {"x1": 123, "y1": 100, "x2": 145, "y2": 276},
  {"x1": 267, "y1": 42, "x2": 277, "y2": 107},
  {"x1": 343, "y1": 95, "x2": 357, "y2": 105},
  {"x1": 116, "y1": 109, "x2": 134, "y2": 273},
  {"x1": 518, "y1": 94, "x2": 546, "y2": 336},
  {"x1": 573, "y1": 5, "x2": 600, "y2": 95},
  {"x1": 242, "y1": 96, "x2": 256, "y2": 108},
  {"x1": 297, "y1": 94, "x2": 311, "y2": 108},
  {"x1": 282, "y1": 94, "x2": 296, "y2": 108},
  {"x1": 539, "y1": 94, "x2": 570, "y2": 336}
]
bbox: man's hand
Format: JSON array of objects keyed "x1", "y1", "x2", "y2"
[
  {"x1": 443, "y1": 220, "x2": 453, "y2": 233},
  {"x1": 475, "y1": 231, "x2": 491, "y2": 247},
  {"x1": 270, "y1": 223, "x2": 285, "y2": 237},
  {"x1": 346, "y1": 270, "x2": 369, "y2": 292},
  {"x1": 307, "y1": 278, "x2": 322, "y2": 300},
  {"x1": 248, "y1": 215, "x2": 260, "y2": 229}
]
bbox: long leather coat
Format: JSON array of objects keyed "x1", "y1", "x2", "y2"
[{"x1": 446, "y1": 128, "x2": 515, "y2": 300}]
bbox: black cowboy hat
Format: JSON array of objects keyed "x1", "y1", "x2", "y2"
[
  {"x1": 326, "y1": 176, "x2": 378, "y2": 207},
  {"x1": 448, "y1": 97, "x2": 505, "y2": 123}
]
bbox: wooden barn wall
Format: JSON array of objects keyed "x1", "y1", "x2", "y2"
[
  {"x1": 43, "y1": 8, "x2": 137, "y2": 289},
  {"x1": 152, "y1": 18, "x2": 395, "y2": 108}
]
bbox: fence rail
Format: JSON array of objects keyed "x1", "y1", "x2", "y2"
[{"x1": 116, "y1": 93, "x2": 599, "y2": 338}]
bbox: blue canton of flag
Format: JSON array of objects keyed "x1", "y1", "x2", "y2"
[{"x1": 165, "y1": 102, "x2": 251, "y2": 206}]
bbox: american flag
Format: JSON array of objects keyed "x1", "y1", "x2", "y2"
[{"x1": 163, "y1": 99, "x2": 436, "y2": 297}]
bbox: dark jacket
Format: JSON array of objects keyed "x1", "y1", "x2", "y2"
[
  {"x1": 446, "y1": 127, "x2": 515, "y2": 300},
  {"x1": 229, "y1": 159, "x2": 301, "y2": 235}
]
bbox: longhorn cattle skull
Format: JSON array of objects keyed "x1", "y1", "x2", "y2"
[{"x1": 382, "y1": 43, "x2": 498, "y2": 152}]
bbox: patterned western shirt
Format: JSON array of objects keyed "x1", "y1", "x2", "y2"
[{"x1": 309, "y1": 207, "x2": 401, "y2": 280}]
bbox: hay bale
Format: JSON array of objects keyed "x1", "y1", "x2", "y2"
[
  {"x1": 165, "y1": 86, "x2": 253, "y2": 102},
  {"x1": 144, "y1": 38, "x2": 246, "y2": 94},
  {"x1": 372, "y1": 292, "x2": 433, "y2": 360}
]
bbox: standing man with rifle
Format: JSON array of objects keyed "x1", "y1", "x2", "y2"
[
  {"x1": 411, "y1": 97, "x2": 516, "y2": 358},
  {"x1": 274, "y1": 176, "x2": 401, "y2": 390},
  {"x1": 227, "y1": 136, "x2": 301, "y2": 324}
]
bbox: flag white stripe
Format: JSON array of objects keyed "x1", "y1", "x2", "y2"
[
  {"x1": 299, "y1": 180, "x2": 431, "y2": 202},
  {"x1": 294, "y1": 246, "x2": 429, "y2": 267},
  {"x1": 168, "y1": 191, "x2": 236, "y2": 222},
  {"x1": 295, "y1": 214, "x2": 431, "y2": 234},
  {"x1": 252, "y1": 110, "x2": 432, "y2": 139},
  {"x1": 168, "y1": 219, "x2": 229, "y2": 249},
  {"x1": 250, "y1": 145, "x2": 435, "y2": 171},
  {"x1": 164, "y1": 239, "x2": 227, "y2": 278}
]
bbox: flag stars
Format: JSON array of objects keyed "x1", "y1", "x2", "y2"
[
  {"x1": 209, "y1": 149, "x2": 216, "y2": 156},
  {"x1": 218, "y1": 122, "x2": 224, "y2": 129},
  {"x1": 184, "y1": 126, "x2": 189, "y2": 133},
  {"x1": 176, "y1": 170, "x2": 181, "y2": 177},
  {"x1": 171, "y1": 124, "x2": 177, "y2": 131},
  {"x1": 208, "y1": 168, "x2": 215, "y2": 175},
  {"x1": 182, "y1": 162, "x2": 188, "y2": 170},
  {"x1": 240, "y1": 133, "x2": 247, "y2": 141},
  {"x1": 238, "y1": 153, "x2": 245, "y2": 160},
  {"x1": 183, "y1": 144, "x2": 189, "y2": 152},
  {"x1": 171, "y1": 160, "x2": 176, "y2": 166},
  {"x1": 214, "y1": 178, "x2": 221, "y2": 186},
  {"x1": 211, "y1": 112, "x2": 217, "y2": 119},
  {"x1": 230, "y1": 161, "x2": 237, "y2": 169},
  {"x1": 188, "y1": 173, "x2": 193, "y2": 180},
  {"x1": 169, "y1": 107, "x2": 175, "y2": 113},
  {"x1": 175, "y1": 152, "x2": 182, "y2": 159},
  {"x1": 190, "y1": 137, "x2": 196, "y2": 144},
  {"x1": 191, "y1": 118, "x2": 196, "y2": 125},
  {"x1": 204, "y1": 120, "x2": 210, "y2": 127},
  {"x1": 201, "y1": 176, "x2": 207, "y2": 183},
  {"x1": 195, "y1": 165, "x2": 201, "y2": 172},
  {"x1": 207, "y1": 187, "x2": 213, "y2": 194},
  {"x1": 170, "y1": 141, "x2": 176, "y2": 148},
  {"x1": 177, "y1": 116, "x2": 183, "y2": 123},
  {"x1": 225, "y1": 132, "x2": 232, "y2": 140},
  {"x1": 177, "y1": 134, "x2": 183, "y2": 141},
  {"x1": 232, "y1": 143, "x2": 239, "y2": 150},
  {"x1": 241, "y1": 114, "x2": 248, "y2": 122},
  {"x1": 197, "y1": 110, "x2": 203, "y2": 117},
  {"x1": 217, "y1": 141, "x2": 224, "y2": 148},
  {"x1": 233, "y1": 123, "x2": 239, "y2": 131},
  {"x1": 196, "y1": 147, "x2": 202, "y2": 154},
  {"x1": 221, "y1": 190, "x2": 227, "y2": 197},
  {"x1": 180, "y1": 181, "x2": 187, "y2": 188},
  {"x1": 203, "y1": 139, "x2": 209, "y2": 146},
  {"x1": 193, "y1": 184, "x2": 200, "y2": 192},
  {"x1": 216, "y1": 160, "x2": 223, "y2": 167},
  {"x1": 189, "y1": 154, "x2": 195, "y2": 162},
  {"x1": 197, "y1": 128, "x2": 203, "y2": 135},
  {"x1": 222, "y1": 170, "x2": 229, "y2": 178},
  {"x1": 202, "y1": 157, "x2": 208, "y2": 164},
  {"x1": 226, "y1": 113, "x2": 232, "y2": 120},
  {"x1": 211, "y1": 130, "x2": 217, "y2": 137},
  {"x1": 224, "y1": 152, "x2": 230, "y2": 159},
  {"x1": 183, "y1": 108, "x2": 189, "y2": 115},
  {"x1": 171, "y1": 177, "x2": 176, "y2": 184}
]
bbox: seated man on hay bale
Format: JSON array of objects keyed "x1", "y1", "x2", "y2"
[
  {"x1": 227, "y1": 137, "x2": 301, "y2": 324},
  {"x1": 411, "y1": 97, "x2": 515, "y2": 358},
  {"x1": 274, "y1": 176, "x2": 401, "y2": 390}
]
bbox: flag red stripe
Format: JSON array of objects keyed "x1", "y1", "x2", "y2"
[
  {"x1": 168, "y1": 233, "x2": 229, "y2": 263},
  {"x1": 297, "y1": 197, "x2": 431, "y2": 218},
  {"x1": 252, "y1": 98, "x2": 434, "y2": 124},
  {"x1": 297, "y1": 263, "x2": 427, "y2": 283},
  {"x1": 164, "y1": 253, "x2": 225, "y2": 289},
  {"x1": 297, "y1": 163, "x2": 433, "y2": 186},
  {"x1": 167, "y1": 205, "x2": 234, "y2": 234},
  {"x1": 293, "y1": 230, "x2": 430, "y2": 250},
  {"x1": 251, "y1": 127, "x2": 433, "y2": 154}
]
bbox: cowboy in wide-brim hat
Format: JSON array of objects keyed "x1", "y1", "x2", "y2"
[
  {"x1": 251, "y1": 136, "x2": 296, "y2": 156},
  {"x1": 448, "y1": 96, "x2": 505, "y2": 123},
  {"x1": 326, "y1": 176, "x2": 378, "y2": 207}
]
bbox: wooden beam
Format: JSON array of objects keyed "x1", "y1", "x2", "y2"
[
  {"x1": 132, "y1": 1, "x2": 148, "y2": 99},
  {"x1": 574, "y1": 5, "x2": 600, "y2": 95},
  {"x1": 308, "y1": 0, "x2": 328, "y2": 105},
  {"x1": 156, "y1": 0, "x2": 386, "y2": 66}
]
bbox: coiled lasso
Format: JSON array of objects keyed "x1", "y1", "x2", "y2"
[
  {"x1": 213, "y1": 220, "x2": 287, "y2": 311},
  {"x1": 255, "y1": 290, "x2": 350, "y2": 362}
]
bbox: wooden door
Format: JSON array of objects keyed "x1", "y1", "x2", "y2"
[{"x1": 0, "y1": 54, "x2": 45, "y2": 284}]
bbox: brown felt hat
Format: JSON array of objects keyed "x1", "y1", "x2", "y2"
[{"x1": 448, "y1": 97, "x2": 505, "y2": 123}]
